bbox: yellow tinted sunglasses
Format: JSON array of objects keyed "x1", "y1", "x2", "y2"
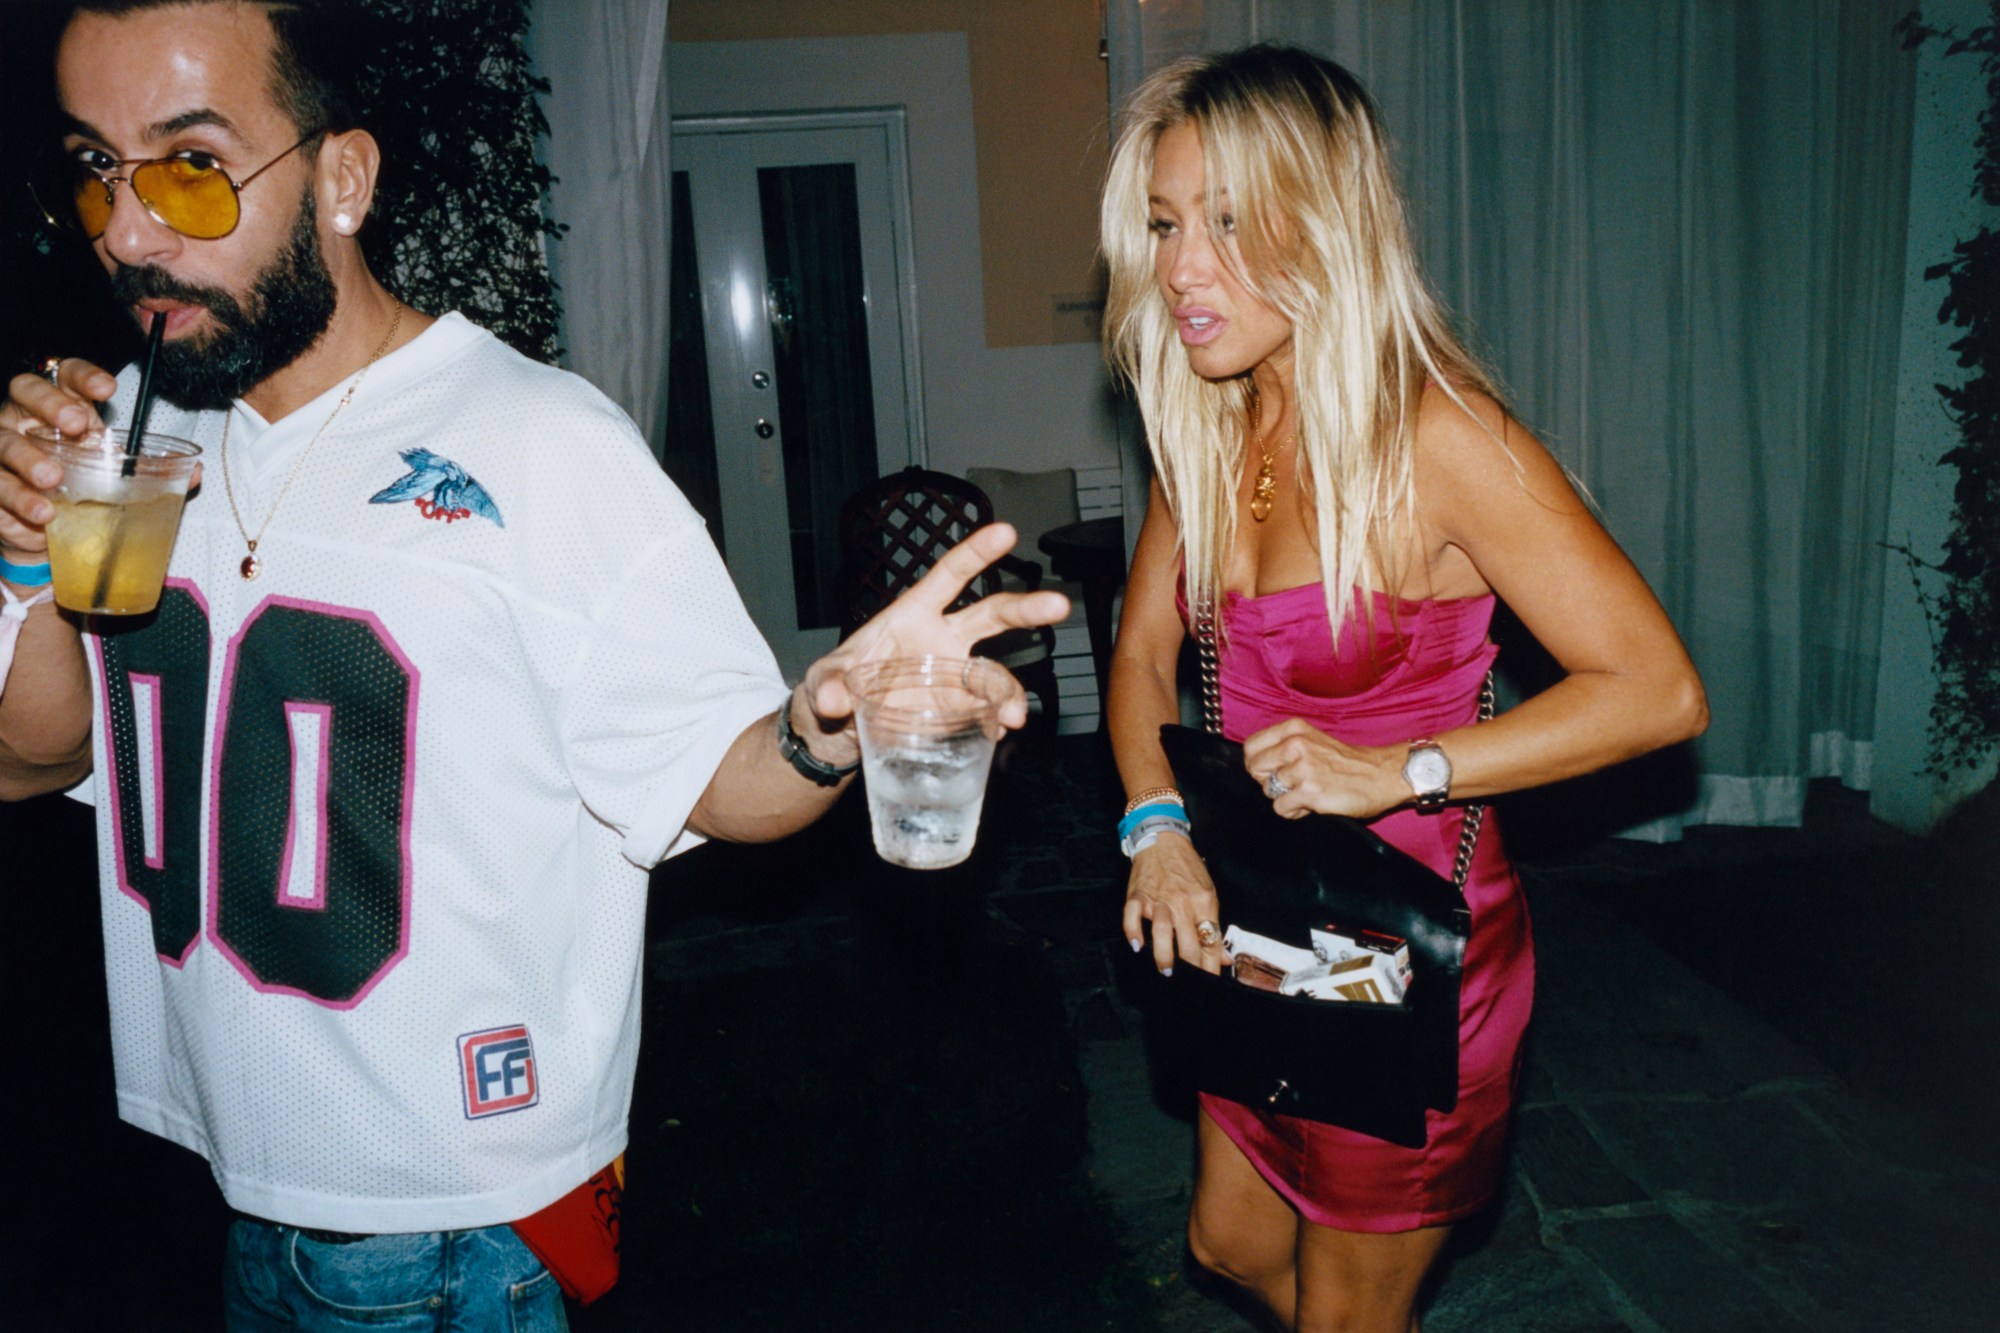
[{"x1": 67, "y1": 132, "x2": 321, "y2": 240}]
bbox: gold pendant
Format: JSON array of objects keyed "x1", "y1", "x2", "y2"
[{"x1": 1250, "y1": 456, "x2": 1275, "y2": 522}]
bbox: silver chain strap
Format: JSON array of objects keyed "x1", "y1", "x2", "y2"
[
  {"x1": 1448, "y1": 672, "x2": 1496, "y2": 892},
  {"x1": 1194, "y1": 594, "x2": 1492, "y2": 895},
  {"x1": 1195, "y1": 595, "x2": 1223, "y2": 735}
]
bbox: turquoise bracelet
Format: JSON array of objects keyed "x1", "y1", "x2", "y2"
[
  {"x1": 0, "y1": 555, "x2": 52, "y2": 587},
  {"x1": 1116, "y1": 801, "x2": 1188, "y2": 841}
]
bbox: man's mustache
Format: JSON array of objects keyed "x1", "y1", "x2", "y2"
[{"x1": 107, "y1": 265, "x2": 239, "y2": 318}]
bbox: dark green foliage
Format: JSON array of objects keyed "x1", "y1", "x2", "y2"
[
  {"x1": 355, "y1": 0, "x2": 565, "y2": 363},
  {"x1": 1897, "y1": 6, "x2": 2000, "y2": 773}
]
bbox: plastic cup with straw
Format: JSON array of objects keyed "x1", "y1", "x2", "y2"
[{"x1": 37, "y1": 312, "x2": 203, "y2": 616}]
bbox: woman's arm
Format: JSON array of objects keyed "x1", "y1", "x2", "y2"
[
  {"x1": 1111, "y1": 479, "x2": 1228, "y2": 974},
  {"x1": 1243, "y1": 388, "x2": 1707, "y2": 818}
]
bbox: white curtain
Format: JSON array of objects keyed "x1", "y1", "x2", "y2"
[
  {"x1": 529, "y1": 0, "x2": 675, "y2": 455},
  {"x1": 1108, "y1": 0, "x2": 1916, "y2": 834}
]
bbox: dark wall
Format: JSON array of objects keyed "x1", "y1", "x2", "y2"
[{"x1": 1, "y1": 1, "x2": 146, "y2": 382}]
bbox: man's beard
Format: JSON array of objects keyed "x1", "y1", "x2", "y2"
[{"x1": 108, "y1": 192, "x2": 339, "y2": 412}]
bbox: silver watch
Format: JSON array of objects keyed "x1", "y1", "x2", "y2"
[{"x1": 1402, "y1": 739, "x2": 1452, "y2": 814}]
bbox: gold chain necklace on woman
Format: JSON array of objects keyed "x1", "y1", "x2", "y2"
[
  {"x1": 221, "y1": 302, "x2": 403, "y2": 581},
  {"x1": 1247, "y1": 389, "x2": 1293, "y2": 523}
]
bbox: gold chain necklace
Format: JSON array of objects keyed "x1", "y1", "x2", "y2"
[
  {"x1": 221, "y1": 302, "x2": 403, "y2": 581},
  {"x1": 1247, "y1": 388, "x2": 1292, "y2": 523}
]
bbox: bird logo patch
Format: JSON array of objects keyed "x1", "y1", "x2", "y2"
[{"x1": 370, "y1": 448, "x2": 505, "y2": 527}]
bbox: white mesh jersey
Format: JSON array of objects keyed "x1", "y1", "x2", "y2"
[{"x1": 78, "y1": 313, "x2": 788, "y2": 1232}]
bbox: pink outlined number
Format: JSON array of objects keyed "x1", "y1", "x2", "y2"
[{"x1": 96, "y1": 589, "x2": 420, "y2": 1006}]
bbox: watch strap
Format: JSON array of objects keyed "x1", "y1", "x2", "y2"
[{"x1": 776, "y1": 700, "x2": 859, "y2": 787}]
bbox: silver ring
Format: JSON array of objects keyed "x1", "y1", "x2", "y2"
[
  {"x1": 40, "y1": 357, "x2": 63, "y2": 386},
  {"x1": 1264, "y1": 774, "x2": 1290, "y2": 800},
  {"x1": 1196, "y1": 920, "x2": 1221, "y2": 947}
]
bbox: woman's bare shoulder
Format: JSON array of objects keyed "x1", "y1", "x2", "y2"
[{"x1": 1413, "y1": 381, "x2": 1584, "y2": 526}]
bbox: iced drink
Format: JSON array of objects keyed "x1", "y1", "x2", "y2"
[
  {"x1": 41, "y1": 429, "x2": 200, "y2": 616},
  {"x1": 850, "y1": 656, "x2": 1013, "y2": 869}
]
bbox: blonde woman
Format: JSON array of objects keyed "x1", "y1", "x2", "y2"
[{"x1": 1105, "y1": 46, "x2": 1706, "y2": 1332}]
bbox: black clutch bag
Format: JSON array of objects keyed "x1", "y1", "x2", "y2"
[{"x1": 1155, "y1": 596, "x2": 1490, "y2": 1148}]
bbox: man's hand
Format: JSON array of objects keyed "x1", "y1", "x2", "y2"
[
  {"x1": 1, "y1": 357, "x2": 118, "y2": 556},
  {"x1": 686, "y1": 524, "x2": 1070, "y2": 845},
  {"x1": 793, "y1": 523, "x2": 1071, "y2": 761}
]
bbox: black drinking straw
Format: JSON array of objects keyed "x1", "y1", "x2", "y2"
[
  {"x1": 90, "y1": 311, "x2": 168, "y2": 610},
  {"x1": 121, "y1": 310, "x2": 168, "y2": 477}
]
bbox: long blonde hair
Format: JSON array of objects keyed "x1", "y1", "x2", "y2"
[{"x1": 1102, "y1": 45, "x2": 1499, "y2": 645}]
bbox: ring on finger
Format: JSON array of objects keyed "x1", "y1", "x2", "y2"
[
  {"x1": 1264, "y1": 773, "x2": 1290, "y2": 800},
  {"x1": 1195, "y1": 920, "x2": 1221, "y2": 947},
  {"x1": 39, "y1": 358, "x2": 62, "y2": 386}
]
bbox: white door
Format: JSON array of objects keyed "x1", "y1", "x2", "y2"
[{"x1": 669, "y1": 113, "x2": 924, "y2": 679}]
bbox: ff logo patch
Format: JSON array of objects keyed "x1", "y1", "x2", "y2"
[{"x1": 458, "y1": 1025, "x2": 539, "y2": 1119}]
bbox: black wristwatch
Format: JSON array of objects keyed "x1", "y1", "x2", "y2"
[{"x1": 776, "y1": 699, "x2": 859, "y2": 787}]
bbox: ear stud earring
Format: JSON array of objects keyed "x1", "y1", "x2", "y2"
[{"x1": 334, "y1": 213, "x2": 354, "y2": 233}]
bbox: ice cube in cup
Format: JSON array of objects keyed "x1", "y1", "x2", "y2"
[
  {"x1": 849, "y1": 656, "x2": 1014, "y2": 869},
  {"x1": 34, "y1": 427, "x2": 200, "y2": 616}
]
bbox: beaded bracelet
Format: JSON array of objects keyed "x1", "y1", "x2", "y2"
[
  {"x1": 1116, "y1": 800, "x2": 1187, "y2": 841},
  {"x1": 1122, "y1": 786, "x2": 1182, "y2": 817}
]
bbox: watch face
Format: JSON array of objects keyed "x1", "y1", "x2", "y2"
[{"x1": 1404, "y1": 745, "x2": 1451, "y2": 794}]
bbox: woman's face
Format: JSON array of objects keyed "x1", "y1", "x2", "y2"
[{"x1": 1148, "y1": 121, "x2": 1294, "y2": 384}]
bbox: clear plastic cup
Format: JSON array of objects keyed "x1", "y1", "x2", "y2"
[
  {"x1": 849, "y1": 656, "x2": 1014, "y2": 869},
  {"x1": 38, "y1": 428, "x2": 201, "y2": 616}
]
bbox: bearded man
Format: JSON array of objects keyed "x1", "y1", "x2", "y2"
[{"x1": 0, "y1": 3, "x2": 1063, "y2": 1326}]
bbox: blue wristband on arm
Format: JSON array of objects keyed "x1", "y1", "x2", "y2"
[
  {"x1": 0, "y1": 555, "x2": 52, "y2": 587},
  {"x1": 1116, "y1": 801, "x2": 1188, "y2": 841}
]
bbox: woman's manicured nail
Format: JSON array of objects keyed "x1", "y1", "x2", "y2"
[{"x1": 1129, "y1": 938, "x2": 1143, "y2": 952}]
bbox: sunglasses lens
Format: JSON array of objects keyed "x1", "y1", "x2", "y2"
[
  {"x1": 133, "y1": 158, "x2": 239, "y2": 239},
  {"x1": 71, "y1": 169, "x2": 113, "y2": 237}
]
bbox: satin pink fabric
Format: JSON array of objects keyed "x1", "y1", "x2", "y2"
[{"x1": 1197, "y1": 584, "x2": 1535, "y2": 1233}]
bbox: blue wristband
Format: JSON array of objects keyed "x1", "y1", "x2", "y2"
[
  {"x1": 1116, "y1": 801, "x2": 1188, "y2": 841},
  {"x1": 0, "y1": 555, "x2": 52, "y2": 587}
]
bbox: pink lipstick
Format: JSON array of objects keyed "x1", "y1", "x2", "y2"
[{"x1": 1174, "y1": 305, "x2": 1225, "y2": 347}]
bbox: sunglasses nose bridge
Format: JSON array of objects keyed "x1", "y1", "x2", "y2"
[{"x1": 82, "y1": 168, "x2": 183, "y2": 245}]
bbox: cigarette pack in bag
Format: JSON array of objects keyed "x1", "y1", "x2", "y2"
[
  {"x1": 1293, "y1": 951, "x2": 1408, "y2": 1004},
  {"x1": 1311, "y1": 924, "x2": 1413, "y2": 991},
  {"x1": 1224, "y1": 925, "x2": 1324, "y2": 994}
]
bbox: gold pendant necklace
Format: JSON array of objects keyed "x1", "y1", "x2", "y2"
[
  {"x1": 222, "y1": 303, "x2": 403, "y2": 581},
  {"x1": 1250, "y1": 442, "x2": 1278, "y2": 522},
  {"x1": 1246, "y1": 389, "x2": 1291, "y2": 523}
]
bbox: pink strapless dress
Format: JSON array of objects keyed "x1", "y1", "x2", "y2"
[{"x1": 1198, "y1": 585, "x2": 1535, "y2": 1233}]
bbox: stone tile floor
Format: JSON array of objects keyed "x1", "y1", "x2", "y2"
[
  {"x1": 612, "y1": 733, "x2": 1998, "y2": 1330},
  {"x1": 6, "y1": 734, "x2": 1994, "y2": 1330}
]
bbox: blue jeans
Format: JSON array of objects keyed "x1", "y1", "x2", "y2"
[{"x1": 223, "y1": 1217, "x2": 567, "y2": 1331}]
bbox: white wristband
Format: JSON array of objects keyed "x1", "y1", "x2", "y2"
[
  {"x1": 1121, "y1": 815, "x2": 1191, "y2": 859},
  {"x1": 0, "y1": 583, "x2": 56, "y2": 702}
]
